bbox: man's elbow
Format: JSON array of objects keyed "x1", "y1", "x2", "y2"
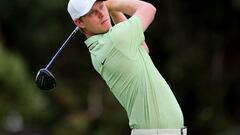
[
  {"x1": 136, "y1": 2, "x2": 157, "y2": 31},
  {"x1": 147, "y1": 3, "x2": 156, "y2": 18},
  {"x1": 151, "y1": 4, "x2": 157, "y2": 14}
]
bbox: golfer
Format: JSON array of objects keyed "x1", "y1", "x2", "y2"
[{"x1": 67, "y1": 0, "x2": 186, "y2": 134}]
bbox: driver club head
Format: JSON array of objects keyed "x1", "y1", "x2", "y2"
[{"x1": 35, "y1": 68, "x2": 56, "y2": 90}]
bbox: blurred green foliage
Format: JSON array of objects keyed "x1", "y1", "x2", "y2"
[
  {"x1": 0, "y1": 0, "x2": 240, "y2": 135},
  {"x1": 0, "y1": 41, "x2": 53, "y2": 131}
]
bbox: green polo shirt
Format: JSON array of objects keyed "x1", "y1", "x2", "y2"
[{"x1": 85, "y1": 16, "x2": 184, "y2": 129}]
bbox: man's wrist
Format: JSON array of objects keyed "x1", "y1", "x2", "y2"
[{"x1": 104, "y1": 0, "x2": 113, "y2": 12}]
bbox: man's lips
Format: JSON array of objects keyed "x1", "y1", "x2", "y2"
[{"x1": 101, "y1": 19, "x2": 108, "y2": 24}]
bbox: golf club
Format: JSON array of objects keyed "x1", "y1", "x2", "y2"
[{"x1": 35, "y1": 27, "x2": 79, "y2": 90}]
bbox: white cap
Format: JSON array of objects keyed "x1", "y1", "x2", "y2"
[{"x1": 67, "y1": 0, "x2": 97, "y2": 20}]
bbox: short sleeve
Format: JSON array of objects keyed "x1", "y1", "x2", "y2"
[{"x1": 108, "y1": 16, "x2": 145, "y2": 57}]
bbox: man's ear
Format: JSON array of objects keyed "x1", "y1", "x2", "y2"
[{"x1": 74, "y1": 19, "x2": 85, "y2": 29}]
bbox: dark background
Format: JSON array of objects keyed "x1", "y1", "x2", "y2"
[{"x1": 0, "y1": 0, "x2": 239, "y2": 135}]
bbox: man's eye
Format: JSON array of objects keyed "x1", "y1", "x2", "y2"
[
  {"x1": 92, "y1": 11, "x2": 97, "y2": 15},
  {"x1": 100, "y1": 5, "x2": 104, "y2": 9},
  {"x1": 88, "y1": 11, "x2": 94, "y2": 15}
]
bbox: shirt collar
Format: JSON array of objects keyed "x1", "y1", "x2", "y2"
[{"x1": 84, "y1": 34, "x2": 103, "y2": 49}]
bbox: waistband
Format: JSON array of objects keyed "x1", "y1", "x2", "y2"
[{"x1": 131, "y1": 127, "x2": 187, "y2": 135}]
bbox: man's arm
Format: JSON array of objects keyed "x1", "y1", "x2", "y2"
[
  {"x1": 108, "y1": 11, "x2": 150, "y2": 53},
  {"x1": 109, "y1": 11, "x2": 127, "y2": 24},
  {"x1": 105, "y1": 0, "x2": 156, "y2": 32}
]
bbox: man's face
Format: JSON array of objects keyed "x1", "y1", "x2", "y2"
[{"x1": 77, "y1": 1, "x2": 112, "y2": 36}]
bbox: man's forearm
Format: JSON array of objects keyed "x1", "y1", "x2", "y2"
[
  {"x1": 105, "y1": 0, "x2": 137, "y2": 16},
  {"x1": 109, "y1": 11, "x2": 127, "y2": 24},
  {"x1": 105, "y1": 0, "x2": 156, "y2": 31},
  {"x1": 106, "y1": 0, "x2": 149, "y2": 16}
]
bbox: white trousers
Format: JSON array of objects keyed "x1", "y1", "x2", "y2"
[{"x1": 131, "y1": 127, "x2": 187, "y2": 135}]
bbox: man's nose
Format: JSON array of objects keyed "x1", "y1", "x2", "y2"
[{"x1": 97, "y1": 10, "x2": 104, "y2": 18}]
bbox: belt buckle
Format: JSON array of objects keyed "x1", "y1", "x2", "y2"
[{"x1": 181, "y1": 126, "x2": 187, "y2": 135}]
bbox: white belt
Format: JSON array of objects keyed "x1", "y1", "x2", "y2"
[{"x1": 131, "y1": 127, "x2": 187, "y2": 135}]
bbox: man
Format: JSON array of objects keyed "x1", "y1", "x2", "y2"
[{"x1": 67, "y1": 0, "x2": 187, "y2": 134}]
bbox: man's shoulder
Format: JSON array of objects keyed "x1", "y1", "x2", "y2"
[{"x1": 110, "y1": 16, "x2": 140, "y2": 31}]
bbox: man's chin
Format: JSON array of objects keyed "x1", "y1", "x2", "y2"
[{"x1": 97, "y1": 27, "x2": 111, "y2": 34}]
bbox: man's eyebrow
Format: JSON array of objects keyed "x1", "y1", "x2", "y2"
[
  {"x1": 85, "y1": 9, "x2": 94, "y2": 16},
  {"x1": 89, "y1": 7, "x2": 96, "y2": 13}
]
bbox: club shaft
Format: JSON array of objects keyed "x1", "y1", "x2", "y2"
[{"x1": 45, "y1": 27, "x2": 79, "y2": 70}]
